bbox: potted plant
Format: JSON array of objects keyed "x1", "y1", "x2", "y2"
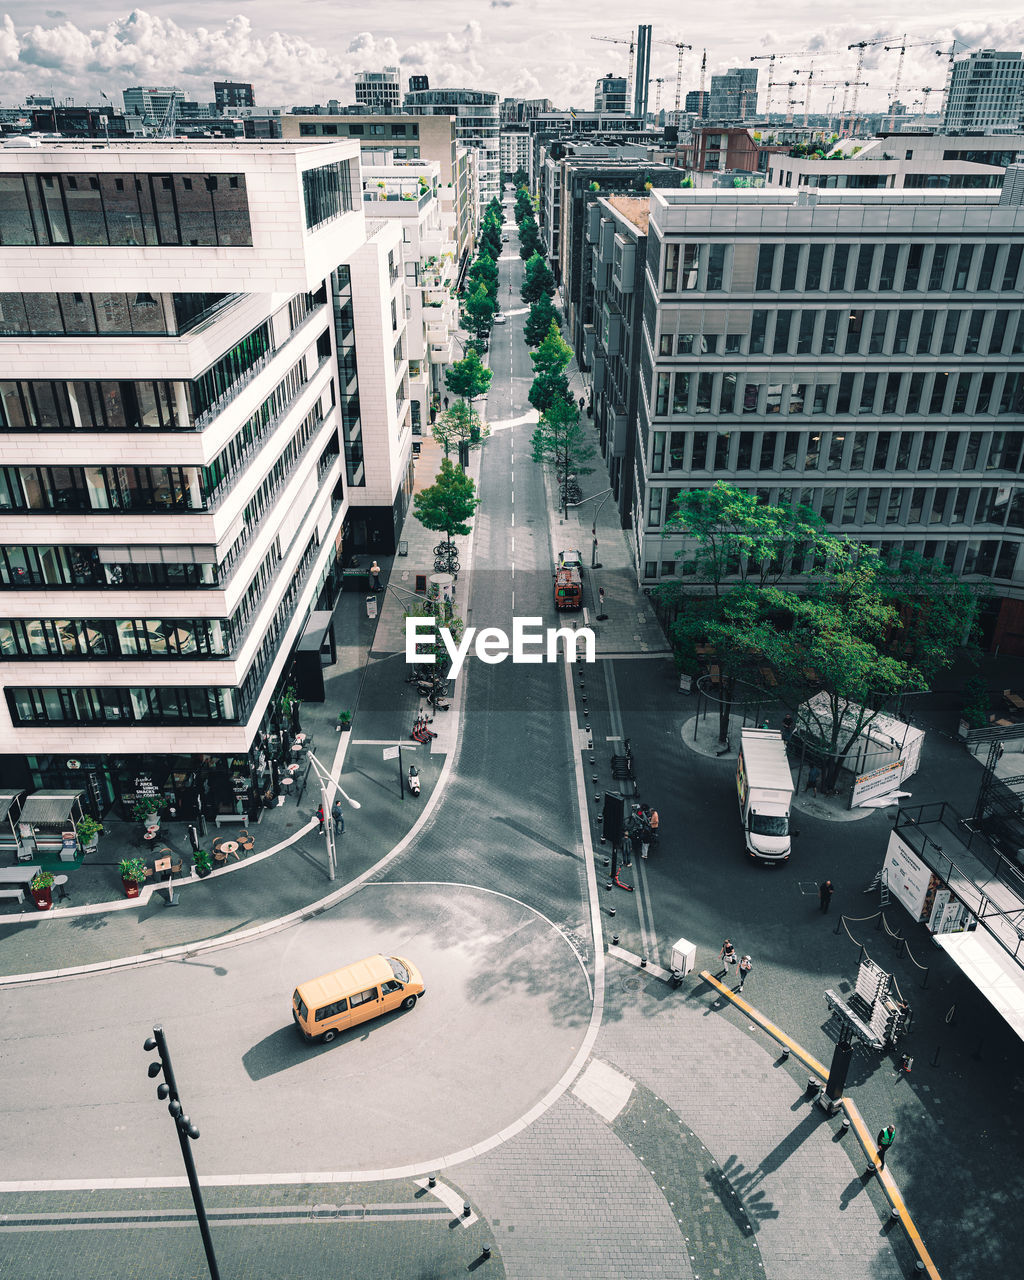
[
  {"x1": 119, "y1": 856, "x2": 147, "y2": 898},
  {"x1": 30, "y1": 870, "x2": 54, "y2": 910},
  {"x1": 133, "y1": 797, "x2": 167, "y2": 829},
  {"x1": 76, "y1": 814, "x2": 104, "y2": 853},
  {"x1": 193, "y1": 850, "x2": 213, "y2": 879},
  {"x1": 337, "y1": 710, "x2": 352, "y2": 732}
]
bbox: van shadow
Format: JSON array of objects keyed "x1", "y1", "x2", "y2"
[{"x1": 242, "y1": 1005, "x2": 410, "y2": 1081}]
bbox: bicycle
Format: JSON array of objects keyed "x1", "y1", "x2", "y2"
[{"x1": 434, "y1": 557, "x2": 461, "y2": 573}]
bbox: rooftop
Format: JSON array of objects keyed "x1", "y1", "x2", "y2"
[{"x1": 605, "y1": 194, "x2": 650, "y2": 233}]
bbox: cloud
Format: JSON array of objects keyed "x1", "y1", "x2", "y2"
[{"x1": 491, "y1": 1, "x2": 515, "y2": 8}]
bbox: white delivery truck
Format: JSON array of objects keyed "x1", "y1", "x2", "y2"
[{"x1": 736, "y1": 728, "x2": 795, "y2": 863}]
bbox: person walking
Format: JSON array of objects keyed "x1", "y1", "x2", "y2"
[
  {"x1": 369, "y1": 561, "x2": 382, "y2": 591},
  {"x1": 781, "y1": 714, "x2": 794, "y2": 744},
  {"x1": 819, "y1": 879, "x2": 834, "y2": 913},
  {"x1": 806, "y1": 765, "x2": 820, "y2": 796},
  {"x1": 737, "y1": 954, "x2": 753, "y2": 992},
  {"x1": 332, "y1": 800, "x2": 344, "y2": 836},
  {"x1": 316, "y1": 804, "x2": 325, "y2": 835},
  {"x1": 874, "y1": 1124, "x2": 896, "y2": 1171},
  {"x1": 718, "y1": 939, "x2": 738, "y2": 977}
]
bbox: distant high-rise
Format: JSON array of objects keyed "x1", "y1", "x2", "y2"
[
  {"x1": 405, "y1": 87, "x2": 500, "y2": 213},
  {"x1": 944, "y1": 49, "x2": 1024, "y2": 133},
  {"x1": 408, "y1": 74, "x2": 430, "y2": 94},
  {"x1": 684, "y1": 89, "x2": 708, "y2": 119},
  {"x1": 354, "y1": 67, "x2": 401, "y2": 112},
  {"x1": 122, "y1": 86, "x2": 186, "y2": 124},
  {"x1": 594, "y1": 75, "x2": 628, "y2": 113},
  {"x1": 634, "y1": 24, "x2": 653, "y2": 118},
  {"x1": 708, "y1": 67, "x2": 758, "y2": 120},
  {"x1": 214, "y1": 82, "x2": 255, "y2": 111}
]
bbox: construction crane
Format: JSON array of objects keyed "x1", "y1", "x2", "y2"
[
  {"x1": 883, "y1": 37, "x2": 942, "y2": 129},
  {"x1": 847, "y1": 36, "x2": 893, "y2": 124},
  {"x1": 815, "y1": 81, "x2": 867, "y2": 135},
  {"x1": 779, "y1": 82, "x2": 800, "y2": 125},
  {"x1": 656, "y1": 39, "x2": 693, "y2": 113},
  {"x1": 653, "y1": 77, "x2": 666, "y2": 114},
  {"x1": 156, "y1": 93, "x2": 179, "y2": 139},
  {"x1": 592, "y1": 32, "x2": 636, "y2": 105},
  {"x1": 752, "y1": 50, "x2": 839, "y2": 120},
  {"x1": 935, "y1": 39, "x2": 970, "y2": 122}
]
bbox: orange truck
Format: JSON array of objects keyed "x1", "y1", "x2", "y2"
[{"x1": 554, "y1": 566, "x2": 583, "y2": 610}]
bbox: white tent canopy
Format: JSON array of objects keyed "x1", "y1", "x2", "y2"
[{"x1": 934, "y1": 930, "x2": 1024, "y2": 1045}]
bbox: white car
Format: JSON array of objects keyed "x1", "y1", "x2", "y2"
[
  {"x1": 557, "y1": 548, "x2": 583, "y2": 569},
  {"x1": 493, "y1": 313, "x2": 507, "y2": 324}
]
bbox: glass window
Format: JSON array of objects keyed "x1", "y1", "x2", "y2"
[
  {"x1": 736, "y1": 432, "x2": 754, "y2": 469},
  {"x1": 930, "y1": 375, "x2": 950, "y2": 415},
  {"x1": 743, "y1": 381, "x2": 761, "y2": 414},
  {"x1": 882, "y1": 374, "x2": 901, "y2": 414},
  {"x1": 805, "y1": 244, "x2": 825, "y2": 290},
  {"x1": 720, "y1": 373, "x2": 736, "y2": 414},
  {"x1": 668, "y1": 432, "x2": 686, "y2": 468},
  {"x1": 756, "y1": 244, "x2": 776, "y2": 290},
  {"x1": 690, "y1": 432, "x2": 709, "y2": 468},
  {"x1": 772, "y1": 312, "x2": 792, "y2": 354},
  {"x1": 0, "y1": 175, "x2": 36, "y2": 245},
  {"x1": 820, "y1": 310, "x2": 840, "y2": 354},
  {"x1": 813, "y1": 385, "x2": 831, "y2": 415},
  {"x1": 853, "y1": 245, "x2": 876, "y2": 290},
  {"x1": 302, "y1": 162, "x2": 354, "y2": 230},
  {"x1": 953, "y1": 245, "x2": 974, "y2": 290},
  {"x1": 951, "y1": 374, "x2": 972, "y2": 415},
  {"x1": 651, "y1": 432, "x2": 665, "y2": 471},
  {"x1": 963, "y1": 431, "x2": 983, "y2": 469},
  {"x1": 663, "y1": 243, "x2": 679, "y2": 291},
  {"x1": 749, "y1": 311, "x2": 767, "y2": 353},
  {"x1": 916, "y1": 311, "x2": 937, "y2": 354},
  {"x1": 964, "y1": 311, "x2": 984, "y2": 354},
  {"x1": 706, "y1": 245, "x2": 726, "y2": 290},
  {"x1": 978, "y1": 245, "x2": 999, "y2": 290},
  {"x1": 175, "y1": 175, "x2": 217, "y2": 246},
  {"x1": 820, "y1": 487, "x2": 838, "y2": 521},
  {"x1": 714, "y1": 432, "x2": 731, "y2": 469},
  {"x1": 696, "y1": 373, "x2": 713, "y2": 414},
  {"x1": 828, "y1": 432, "x2": 846, "y2": 470},
  {"x1": 886, "y1": 490, "x2": 904, "y2": 524},
  {"x1": 789, "y1": 383, "x2": 806, "y2": 414},
  {"x1": 850, "y1": 433, "x2": 868, "y2": 470},
  {"x1": 659, "y1": 334, "x2": 673, "y2": 356},
  {"x1": 760, "y1": 433, "x2": 777, "y2": 469},
  {"x1": 940, "y1": 432, "x2": 960, "y2": 469},
  {"x1": 895, "y1": 435, "x2": 913, "y2": 470},
  {"x1": 829, "y1": 245, "x2": 850, "y2": 291},
  {"x1": 780, "y1": 244, "x2": 800, "y2": 290},
  {"x1": 977, "y1": 372, "x2": 996, "y2": 415},
  {"x1": 804, "y1": 432, "x2": 820, "y2": 469},
  {"x1": 940, "y1": 310, "x2": 962, "y2": 354},
  {"x1": 766, "y1": 384, "x2": 784, "y2": 415},
  {"x1": 797, "y1": 311, "x2": 815, "y2": 354},
  {"x1": 868, "y1": 311, "x2": 888, "y2": 354},
  {"x1": 879, "y1": 244, "x2": 899, "y2": 290},
  {"x1": 928, "y1": 244, "x2": 951, "y2": 290},
  {"x1": 655, "y1": 372, "x2": 670, "y2": 415},
  {"x1": 909, "y1": 488, "x2": 926, "y2": 522},
  {"x1": 782, "y1": 432, "x2": 801, "y2": 470},
  {"x1": 859, "y1": 374, "x2": 878, "y2": 415},
  {"x1": 893, "y1": 310, "x2": 912, "y2": 353},
  {"x1": 918, "y1": 431, "x2": 937, "y2": 469},
  {"x1": 647, "y1": 488, "x2": 663, "y2": 527},
  {"x1": 905, "y1": 372, "x2": 925, "y2": 415},
  {"x1": 836, "y1": 374, "x2": 854, "y2": 414},
  {"x1": 872, "y1": 433, "x2": 892, "y2": 470},
  {"x1": 672, "y1": 373, "x2": 690, "y2": 414},
  {"x1": 842, "y1": 488, "x2": 859, "y2": 524},
  {"x1": 903, "y1": 244, "x2": 923, "y2": 291},
  {"x1": 1002, "y1": 245, "x2": 1023, "y2": 291},
  {"x1": 864, "y1": 488, "x2": 882, "y2": 522},
  {"x1": 844, "y1": 310, "x2": 863, "y2": 354}
]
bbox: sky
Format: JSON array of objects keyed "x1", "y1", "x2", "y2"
[{"x1": 1, "y1": 3, "x2": 1024, "y2": 115}]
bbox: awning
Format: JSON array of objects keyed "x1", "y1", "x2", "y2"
[
  {"x1": 19, "y1": 791, "x2": 83, "y2": 826},
  {"x1": 0, "y1": 792, "x2": 23, "y2": 823},
  {"x1": 934, "y1": 930, "x2": 1024, "y2": 1045}
]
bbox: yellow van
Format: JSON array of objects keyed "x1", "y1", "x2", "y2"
[{"x1": 292, "y1": 954, "x2": 425, "y2": 1044}]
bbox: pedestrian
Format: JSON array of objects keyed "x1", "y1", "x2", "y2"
[
  {"x1": 332, "y1": 800, "x2": 344, "y2": 836},
  {"x1": 316, "y1": 804, "x2": 325, "y2": 834},
  {"x1": 718, "y1": 939, "x2": 738, "y2": 977},
  {"x1": 737, "y1": 954, "x2": 752, "y2": 992},
  {"x1": 874, "y1": 1124, "x2": 896, "y2": 1170},
  {"x1": 370, "y1": 560, "x2": 382, "y2": 591},
  {"x1": 760, "y1": 718, "x2": 770, "y2": 729},
  {"x1": 819, "y1": 879, "x2": 834, "y2": 913},
  {"x1": 806, "y1": 765, "x2": 820, "y2": 796},
  {"x1": 781, "y1": 714, "x2": 794, "y2": 743}
]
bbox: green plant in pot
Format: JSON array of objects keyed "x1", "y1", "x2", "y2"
[
  {"x1": 337, "y1": 710, "x2": 352, "y2": 732},
  {"x1": 193, "y1": 850, "x2": 213, "y2": 878},
  {"x1": 30, "y1": 869, "x2": 54, "y2": 910},
  {"x1": 119, "y1": 856, "x2": 147, "y2": 898},
  {"x1": 133, "y1": 797, "x2": 167, "y2": 828},
  {"x1": 76, "y1": 814, "x2": 104, "y2": 852}
]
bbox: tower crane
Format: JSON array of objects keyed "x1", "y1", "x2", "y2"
[
  {"x1": 847, "y1": 36, "x2": 894, "y2": 123},
  {"x1": 779, "y1": 82, "x2": 800, "y2": 125},
  {"x1": 653, "y1": 77, "x2": 666, "y2": 115},
  {"x1": 935, "y1": 39, "x2": 970, "y2": 122},
  {"x1": 815, "y1": 81, "x2": 867, "y2": 135},
  {"x1": 592, "y1": 32, "x2": 636, "y2": 105},
  {"x1": 753, "y1": 50, "x2": 839, "y2": 120},
  {"x1": 656, "y1": 39, "x2": 693, "y2": 114},
  {"x1": 883, "y1": 37, "x2": 942, "y2": 129}
]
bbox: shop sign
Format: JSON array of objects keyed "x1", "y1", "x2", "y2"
[{"x1": 851, "y1": 759, "x2": 904, "y2": 807}]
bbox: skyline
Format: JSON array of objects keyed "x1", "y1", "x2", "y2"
[{"x1": 0, "y1": 4, "x2": 1022, "y2": 116}]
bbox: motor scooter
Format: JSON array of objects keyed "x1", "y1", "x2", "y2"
[{"x1": 408, "y1": 765, "x2": 421, "y2": 797}]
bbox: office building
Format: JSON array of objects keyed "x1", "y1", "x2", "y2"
[
  {"x1": 634, "y1": 25, "x2": 653, "y2": 120},
  {"x1": 408, "y1": 75, "x2": 430, "y2": 94},
  {"x1": 214, "y1": 82, "x2": 255, "y2": 111},
  {"x1": 500, "y1": 128, "x2": 530, "y2": 177},
  {"x1": 768, "y1": 133, "x2": 1020, "y2": 191},
  {"x1": 0, "y1": 138, "x2": 414, "y2": 814},
  {"x1": 944, "y1": 50, "x2": 1024, "y2": 134},
  {"x1": 27, "y1": 105, "x2": 128, "y2": 139},
  {"x1": 500, "y1": 97, "x2": 553, "y2": 126},
  {"x1": 685, "y1": 90, "x2": 709, "y2": 119},
  {"x1": 406, "y1": 87, "x2": 500, "y2": 214},
  {"x1": 122, "y1": 86, "x2": 186, "y2": 126},
  {"x1": 615, "y1": 184, "x2": 1024, "y2": 657},
  {"x1": 594, "y1": 76, "x2": 629, "y2": 114},
  {"x1": 355, "y1": 68, "x2": 402, "y2": 113},
  {"x1": 708, "y1": 68, "x2": 758, "y2": 121}
]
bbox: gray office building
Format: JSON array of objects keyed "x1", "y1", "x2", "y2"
[{"x1": 708, "y1": 68, "x2": 758, "y2": 121}]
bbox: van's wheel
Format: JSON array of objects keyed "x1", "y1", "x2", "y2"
[
  {"x1": 322, "y1": 1029, "x2": 337, "y2": 1043},
  {"x1": 401, "y1": 995, "x2": 417, "y2": 1010}
]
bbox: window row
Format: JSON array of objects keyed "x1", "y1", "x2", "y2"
[
  {"x1": 6, "y1": 684, "x2": 242, "y2": 725},
  {"x1": 648, "y1": 479, "x2": 1024, "y2": 537},
  {"x1": 0, "y1": 291, "x2": 231, "y2": 338},
  {"x1": 655, "y1": 237, "x2": 1024, "y2": 296},
  {"x1": 643, "y1": 537, "x2": 1019, "y2": 582},
  {"x1": 650, "y1": 369, "x2": 1024, "y2": 420},
  {"x1": 0, "y1": 544, "x2": 220, "y2": 591},
  {"x1": 302, "y1": 161, "x2": 357, "y2": 231},
  {"x1": 0, "y1": 616, "x2": 230, "y2": 660},
  {"x1": 650, "y1": 427, "x2": 1024, "y2": 478},
  {"x1": 0, "y1": 172, "x2": 252, "y2": 248},
  {"x1": 653, "y1": 306, "x2": 1024, "y2": 359}
]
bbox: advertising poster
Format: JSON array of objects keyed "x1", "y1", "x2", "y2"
[{"x1": 883, "y1": 831, "x2": 942, "y2": 922}]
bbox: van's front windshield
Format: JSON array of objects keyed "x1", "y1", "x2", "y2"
[
  {"x1": 750, "y1": 814, "x2": 789, "y2": 837},
  {"x1": 388, "y1": 957, "x2": 410, "y2": 982}
]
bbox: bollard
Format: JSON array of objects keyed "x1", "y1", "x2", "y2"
[
  {"x1": 605, "y1": 882, "x2": 613, "y2": 890},
  {"x1": 589, "y1": 757, "x2": 596, "y2": 765},
  {"x1": 914, "y1": 1262, "x2": 925, "y2": 1273},
  {"x1": 640, "y1": 956, "x2": 648, "y2": 968},
  {"x1": 670, "y1": 969, "x2": 683, "y2": 987},
  {"x1": 609, "y1": 906, "x2": 616, "y2": 916},
  {"x1": 600, "y1": 834, "x2": 606, "y2": 844},
  {"x1": 594, "y1": 793, "x2": 600, "y2": 803},
  {"x1": 581, "y1": 694, "x2": 588, "y2": 703},
  {"x1": 587, "y1": 740, "x2": 593, "y2": 749},
  {"x1": 584, "y1": 723, "x2": 591, "y2": 733},
  {"x1": 482, "y1": 1244, "x2": 492, "y2": 1260},
  {"x1": 780, "y1": 1047, "x2": 790, "y2": 1061},
  {"x1": 807, "y1": 1077, "x2": 820, "y2": 1095},
  {"x1": 603, "y1": 857, "x2": 610, "y2": 866},
  {"x1": 890, "y1": 1206, "x2": 901, "y2": 1222},
  {"x1": 592, "y1": 775, "x2": 598, "y2": 783},
  {"x1": 612, "y1": 933, "x2": 619, "y2": 945},
  {"x1": 463, "y1": 1201, "x2": 472, "y2": 1218},
  {"x1": 841, "y1": 1116, "x2": 850, "y2": 1133},
  {"x1": 428, "y1": 1174, "x2": 437, "y2": 1188}
]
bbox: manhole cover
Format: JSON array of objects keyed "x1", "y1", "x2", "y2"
[{"x1": 621, "y1": 976, "x2": 643, "y2": 993}]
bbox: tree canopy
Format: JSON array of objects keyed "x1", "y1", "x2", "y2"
[
  {"x1": 412, "y1": 457, "x2": 481, "y2": 547},
  {"x1": 521, "y1": 252, "x2": 556, "y2": 304},
  {"x1": 518, "y1": 214, "x2": 542, "y2": 260},
  {"x1": 527, "y1": 322, "x2": 574, "y2": 413},
  {"x1": 444, "y1": 346, "x2": 492, "y2": 404},
  {"x1": 461, "y1": 281, "x2": 497, "y2": 340},
  {"x1": 530, "y1": 396, "x2": 595, "y2": 512},
  {"x1": 514, "y1": 187, "x2": 533, "y2": 224},
  {"x1": 431, "y1": 399, "x2": 488, "y2": 459},
  {"x1": 523, "y1": 293, "x2": 563, "y2": 347}
]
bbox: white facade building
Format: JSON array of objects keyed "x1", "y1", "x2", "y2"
[
  {"x1": 405, "y1": 88, "x2": 500, "y2": 216},
  {"x1": 500, "y1": 128, "x2": 530, "y2": 177},
  {"x1": 0, "y1": 138, "x2": 412, "y2": 814},
  {"x1": 354, "y1": 68, "x2": 402, "y2": 113},
  {"x1": 944, "y1": 50, "x2": 1024, "y2": 134}
]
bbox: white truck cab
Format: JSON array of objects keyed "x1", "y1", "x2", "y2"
[{"x1": 736, "y1": 728, "x2": 794, "y2": 863}]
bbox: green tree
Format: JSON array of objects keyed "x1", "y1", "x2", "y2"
[
  {"x1": 485, "y1": 196, "x2": 504, "y2": 224},
  {"x1": 530, "y1": 396, "x2": 595, "y2": 514},
  {"x1": 531, "y1": 322, "x2": 572, "y2": 378},
  {"x1": 518, "y1": 213, "x2": 542, "y2": 259},
  {"x1": 461, "y1": 281, "x2": 497, "y2": 339},
  {"x1": 528, "y1": 322, "x2": 574, "y2": 413},
  {"x1": 466, "y1": 253, "x2": 498, "y2": 298},
  {"x1": 444, "y1": 346, "x2": 492, "y2": 406},
  {"x1": 512, "y1": 167, "x2": 530, "y2": 189},
  {"x1": 521, "y1": 251, "x2": 556, "y2": 304},
  {"x1": 412, "y1": 457, "x2": 481, "y2": 556},
  {"x1": 524, "y1": 293, "x2": 563, "y2": 347},
  {"x1": 431, "y1": 399, "x2": 489, "y2": 460},
  {"x1": 514, "y1": 187, "x2": 533, "y2": 224}
]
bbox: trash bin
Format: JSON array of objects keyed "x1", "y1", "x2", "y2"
[
  {"x1": 365, "y1": 595, "x2": 378, "y2": 620},
  {"x1": 669, "y1": 937, "x2": 696, "y2": 976}
]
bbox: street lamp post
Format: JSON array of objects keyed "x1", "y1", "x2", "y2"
[
  {"x1": 305, "y1": 749, "x2": 360, "y2": 882},
  {"x1": 566, "y1": 487, "x2": 613, "y2": 567},
  {"x1": 144, "y1": 1026, "x2": 221, "y2": 1280}
]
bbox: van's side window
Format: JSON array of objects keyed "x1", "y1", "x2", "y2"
[
  {"x1": 316, "y1": 998, "x2": 348, "y2": 1020},
  {"x1": 350, "y1": 987, "x2": 378, "y2": 1008},
  {"x1": 381, "y1": 980, "x2": 402, "y2": 995}
]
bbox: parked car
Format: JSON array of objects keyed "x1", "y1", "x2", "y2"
[{"x1": 493, "y1": 313, "x2": 507, "y2": 324}]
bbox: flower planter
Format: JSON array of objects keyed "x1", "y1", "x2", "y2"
[
  {"x1": 31, "y1": 886, "x2": 52, "y2": 911},
  {"x1": 123, "y1": 878, "x2": 141, "y2": 898}
]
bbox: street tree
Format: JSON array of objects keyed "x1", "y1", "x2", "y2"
[
  {"x1": 412, "y1": 456, "x2": 481, "y2": 557},
  {"x1": 530, "y1": 395, "x2": 595, "y2": 513},
  {"x1": 518, "y1": 214, "x2": 542, "y2": 259},
  {"x1": 521, "y1": 252, "x2": 556, "y2": 304},
  {"x1": 467, "y1": 251, "x2": 498, "y2": 292},
  {"x1": 527, "y1": 322, "x2": 574, "y2": 413},
  {"x1": 444, "y1": 346, "x2": 492, "y2": 406},
  {"x1": 461, "y1": 281, "x2": 497, "y2": 340},
  {"x1": 431, "y1": 399, "x2": 489, "y2": 460},
  {"x1": 512, "y1": 167, "x2": 530, "y2": 189},
  {"x1": 524, "y1": 293, "x2": 563, "y2": 347},
  {"x1": 514, "y1": 187, "x2": 533, "y2": 224}
]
